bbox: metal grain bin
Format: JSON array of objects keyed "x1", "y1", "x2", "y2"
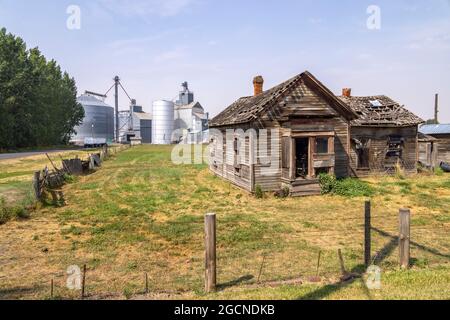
[{"x1": 71, "y1": 94, "x2": 115, "y2": 146}]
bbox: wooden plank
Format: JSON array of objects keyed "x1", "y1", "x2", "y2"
[
  {"x1": 33, "y1": 171, "x2": 42, "y2": 200},
  {"x1": 282, "y1": 137, "x2": 290, "y2": 169},
  {"x1": 399, "y1": 209, "x2": 411, "y2": 269},
  {"x1": 291, "y1": 131, "x2": 335, "y2": 137},
  {"x1": 308, "y1": 137, "x2": 314, "y2": 178},
  {"x1": 205, "y1": 213, "x2": 217, "y2": 293}
]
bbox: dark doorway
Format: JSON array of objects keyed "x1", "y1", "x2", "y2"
[{"x1": 296, "y1": 138, "x2": 309, "y2": 178}]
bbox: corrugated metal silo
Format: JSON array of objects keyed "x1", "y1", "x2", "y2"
[
  {"x1": 152, "y1": 100, "x2": 174, "y2": 144},
  {"x1": 72, "y1": 94, "x2": 115, "y2": 145}
]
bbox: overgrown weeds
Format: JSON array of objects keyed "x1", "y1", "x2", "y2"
[
  {"x1": 318, "y1": 174, "x2": 375, "y2": 197},
  {"x1": 0, "y1": 197, "x2": 31, "y2": 224},
  {"x1": 255, "y1": 184, "x2": 264, "y2": 199}
]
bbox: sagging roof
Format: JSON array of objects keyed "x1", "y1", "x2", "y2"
[
  {"x1": 418, "y1": 132, "x2": 438, "y2": 142},
  {"x1": 419, "y1": 124, "x2": 450, "y2": 135},
  {"x1": 210, "y1": 71, "x2": 357, "y2": 127},
  {"x1": 338, "y1": 95, "x2": 424, "y2": 127}
]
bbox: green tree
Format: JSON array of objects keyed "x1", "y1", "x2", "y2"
[{"x1": 0, "y1": 28, "x2": 84, "y2": 149}]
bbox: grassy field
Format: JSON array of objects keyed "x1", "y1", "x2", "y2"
[{"x1": 0, "y1": 145, "x2": 449, "y2": 300}]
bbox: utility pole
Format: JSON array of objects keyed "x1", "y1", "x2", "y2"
[
  {"x1": 434, "y1": 93, "x2": 439, "y2": 124},
  {"x1": 114, "y1": 76, "x2": 120, "y2": 142}
]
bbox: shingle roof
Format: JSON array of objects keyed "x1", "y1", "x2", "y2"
[
  {"x1": 338, "y1": 95, "x2": 424, "y2": 127},
  {"x1": 210, "y1": 71, "x2": 356, "y2": 127},
  {"x1": 419, "y1": 124, "x2": 450, "y2": 135}
]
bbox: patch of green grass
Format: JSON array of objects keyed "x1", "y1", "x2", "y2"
[
  {"x1": 0, "y1": 171, "x2": 35, "y2": 179},
  {"x1": 61, "y1": 225, "x2": 83, "y2": 236},
  {"x1": 303, "y1": 221, "x2": 319, "y2": 229},
  {"x1": 149, "y1": 215, "x2": 203, "y2": 245},
  {"x1": 0, "y1": 196, "x2": 32, "y2": 224},
  {"x1": 435, "y1": 214, "x2": 450, "y2": 222},
  {"x1": 412, "y1": 217, "x2": 429, "y2": 226},
  {"x1": 397, "y1": 181, "x2": 412, "y2": 194},
  {"x1": 414, "y1": 193, "x2": 450, "y2": 210},
  {"x1": 434, "y1": 167, "x2": 444, "y2": 176},
  {"x1": 334, "y1": 178, "x2": 375, "y2": 197},
  {"x1": 194, "y1": 186, "x2": 211, "y2": 194},
  {"x1": 78, "y1": 182, "x2": 99, "y2": 190}
]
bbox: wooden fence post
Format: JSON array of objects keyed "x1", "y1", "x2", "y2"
[
  {"x1": 145, "y1": 272, "x2": 149, "y2": 294},
  {"x1": 364, "y1": 200, "x2": 371, "y2": 267},
  {"x1": 205, "y1": 213, "x2": 217, "y2": 293},
  {"x1": 89, "y1": 156, "x2": 95, "y2": 171},
  {"x1": 399, "y1": 209, "x2": 411, "y2": 269},
  {"x1": 33, "y1": 171, "x2": 41, "y2": 200},
  {"x1": 81, "y1": 264, "x2": 87, "y2": 299}
]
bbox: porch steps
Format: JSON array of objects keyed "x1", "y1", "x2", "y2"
[{"x1": 290, "y1": 182, "x2": 322, "y2": 197}]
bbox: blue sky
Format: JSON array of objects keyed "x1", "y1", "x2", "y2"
[{"x1": 1, "y1": 0, "x2": 449, "y2": 121}]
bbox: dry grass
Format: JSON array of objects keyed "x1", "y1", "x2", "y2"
[{"x1": 0, "y1": 145, "x2": 449, "y2": 300}]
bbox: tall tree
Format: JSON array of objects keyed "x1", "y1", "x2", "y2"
[{"x1": 0, "y1": 28, "x2": 84, "y2": 149}]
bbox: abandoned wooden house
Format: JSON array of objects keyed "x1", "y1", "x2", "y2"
[
  {"x1": 419, "y1": 124, "x2": 450, "y2": 164},
  {"x1": 209, "y1": 71, "x2": 423, "y2": 196}
]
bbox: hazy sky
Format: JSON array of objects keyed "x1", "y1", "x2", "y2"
[{"x1": 1, "y1": 0, "x2": 449, "y2": 122}]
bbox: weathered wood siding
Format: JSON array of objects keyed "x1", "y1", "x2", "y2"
[
  {"x1": 433, "y1": 135, "x2": 450, "y2": 163},
  {"x1": 418, "y1": 141, "x2": 438, "y2": 168},
  {"x1": 350, "y1": 126, "x2": 418, "y2": 177},
  {"x1": 280, "y1": 82, "x2": 350, "y2": 179},
  {"x1": 209, "y1": 128, "x2": 253, "y2": 192},
  {"x1": 254, "y1": 128, "x2": 282, "y2": 191}
]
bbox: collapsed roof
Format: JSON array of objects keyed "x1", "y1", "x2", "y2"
[{"x1": 339, "y1": 95, "x2": 424, "y2": 127}]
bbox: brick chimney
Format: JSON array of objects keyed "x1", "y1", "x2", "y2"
[
  {"x1": 342, "y1": 88, "x2": 352, "y2": 97},
  {"x1": 253, "y1": 76, "x2": 264, "y2": 96}
]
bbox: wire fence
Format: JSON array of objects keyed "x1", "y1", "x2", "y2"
[{"x1": 0, "y1": 204, "x2": 449, "y2": 299}]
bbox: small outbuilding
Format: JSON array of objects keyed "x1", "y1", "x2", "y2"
[
  {"x1": 419, "y1": 124, "x2": 450, "y2": 164},
  {"x1": 418, "y1": 132, "x2": 439, "y2": 169}
]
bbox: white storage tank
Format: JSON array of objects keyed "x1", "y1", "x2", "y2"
[{"x1": 152, "y1": 100, "x2": 175, "y2": 144}]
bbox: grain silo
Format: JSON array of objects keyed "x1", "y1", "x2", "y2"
[
  {"x1": 71, "y1": 93, "x2": 115, "y2": 146},
  {"x1": 152, "y1": 100, "x2": 174, "y2": 144}
]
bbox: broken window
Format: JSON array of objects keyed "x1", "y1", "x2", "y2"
[
  {"x1": 315, "y1": 138, "x2": 329, "y2": 154},
  {"x1": 385, "y1": 136, "x2": 404, "y2": 167}
]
